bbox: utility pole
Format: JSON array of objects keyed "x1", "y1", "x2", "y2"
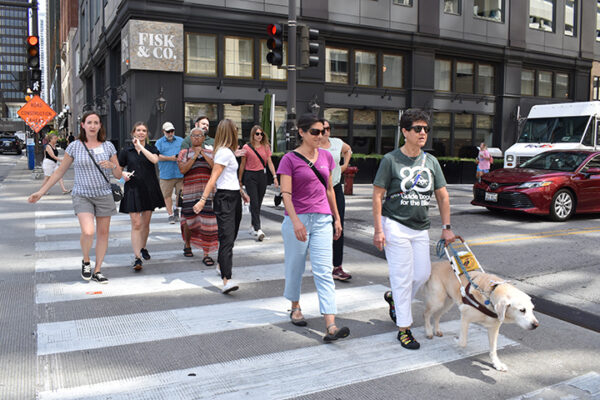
[{"x1": 285, "y1": 0, "x2": 297, "y2": 151}]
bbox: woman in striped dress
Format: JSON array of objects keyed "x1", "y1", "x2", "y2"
[{"x1": 177, "y1": 127, "x2": 218, "y2": 266}]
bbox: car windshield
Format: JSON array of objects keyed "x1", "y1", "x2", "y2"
[
  {"x1": 517, "y1": 116, "x2": 589, "y2": 143},
  {"x1": 519, "y1": 151, "x2": 589, "y2": 172}
]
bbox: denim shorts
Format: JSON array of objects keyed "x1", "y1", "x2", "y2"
[{"x1": 72, "y1": 194, "x2": 117, "y2": 217}]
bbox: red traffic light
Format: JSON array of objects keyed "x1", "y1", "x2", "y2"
[
  {"x1": 267, "y1": 24, "x2": 282, "y2": 37},
  {"x1": 26, "y1": 35, "x2": 39, "y2": 46}
]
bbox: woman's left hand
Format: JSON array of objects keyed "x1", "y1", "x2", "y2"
[
  {"x1": 333, "y1": 219, "x2": 342, "y2": 240},
  {"x1": 442, "y1": 229, "x2": 459, "y2": 246},
  {"x1": 193, "y1": 199, "x2": 205, "y2": 214}
]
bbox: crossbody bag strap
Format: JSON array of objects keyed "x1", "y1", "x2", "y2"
[
  {"x1": 248, "y1": 144, "x2": 267, "y2": 169},
  {"x1": 82, "y1": 142, "x2": 110, "y2": 184},
  {"x1": 292, "y1": 150, "x2": 327, "y2": 188}
]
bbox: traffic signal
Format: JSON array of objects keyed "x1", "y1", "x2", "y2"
[
  {"x1": 300, "y1": 26, "x2": 319, "y2": 68},
  {"x1": 26, "y1": 35, "x2": 40, "y2": 68},
  {"x1": 266, "y1": 23, "x2": 283, "y2": 66}
]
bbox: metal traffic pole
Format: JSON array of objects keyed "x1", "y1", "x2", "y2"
[{"x1": 285, "y1": 0, "x2": 297, "y2": 151}]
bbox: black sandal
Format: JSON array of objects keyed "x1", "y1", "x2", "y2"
[
  {"x1": 183, "y1": 247, "x2": 193, "y2": 257},
  {"x1": 202, "y1": 255, "x2": 215, "y2": 266},
  {"x1": 323, "y1": 324, "x2": 350, "y2": 342},
  {"x1": 290, "y1": 307, "x2": 307, "y2": 326}
]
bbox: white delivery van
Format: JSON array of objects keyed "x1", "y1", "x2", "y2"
[{"x1": 504, "y1": 101, "x2": 600, "y2": 168}]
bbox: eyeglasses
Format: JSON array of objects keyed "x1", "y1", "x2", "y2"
[
  {"x1": 255, "y1": 131, "x2": 264, "y2": 136},
  {"x1": 165, "y1": 130, "x2": 175, "y2": 133},
  {"x1": 409, "y1": 125, "x2": 430, "y2": 133},
  {"x1": 309, "y1": 128, "x2": 325, "y2": 136},
  {"x1": 190, "y1": 134, "x2": 204, "y2": 138}
]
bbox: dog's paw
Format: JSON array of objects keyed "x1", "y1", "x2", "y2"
[
  {"x1": 493, "y1": 361, "x2": 508, "y2": 372},
  {"x1": 426, "y1": 333, "x2": 433, "y2": 339},
  {"x1": 435, "y1": 330, "x2": 443, "y2": 337},
  {"x1": 458, "y1": 337, "x2": 467, "y2": 348}
]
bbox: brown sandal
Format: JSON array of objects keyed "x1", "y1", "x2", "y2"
[{"x1": 290, "y1": 307, "x2": 307, "y2": 326}]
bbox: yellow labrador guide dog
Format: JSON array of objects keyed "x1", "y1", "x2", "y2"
[{"x1": 423, "y1": 240, "x2": 539, "y2": 371}]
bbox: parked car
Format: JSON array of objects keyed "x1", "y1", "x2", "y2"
[
  {"x1": 472, "y1": 150, "x2": 600, "y2": 221},
  {"x1": 0, "y1": 135, "x2": 23, "y2": 155}
]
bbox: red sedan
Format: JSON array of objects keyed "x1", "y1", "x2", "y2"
[{"x1": 472, "y1": 150, "x2": 600, "y2": 221}]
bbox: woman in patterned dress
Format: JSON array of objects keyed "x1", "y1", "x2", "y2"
[{"x1": 178, "y1": 127, "x2": 218, "y2": 266}]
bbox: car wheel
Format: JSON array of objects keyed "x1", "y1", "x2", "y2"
[{"x1": 550, "y1": 189, "x2": 575, "y2": 222}]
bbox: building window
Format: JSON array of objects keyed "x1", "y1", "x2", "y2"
[
  {"x1": 475, "y1": 115, "x2": 493, "y2": 147},
  {"x1": 383, "y1": 54, "x2": 403, "y2": 88},
  {"x1": 432, "y1": 112, "x2": 451, "y2": 156},
  {"x1": 392, "y1": 0, "x2": 412, "y2": 5},
  {"x1": 223, "y1": 104, "x2": 254, "y2": 141},
  {"x1": 260, "y1": 40, "x2": 287, "y2": 80},
  {"x1": 537, "y1": 71, "x2": 553, "y2": 97},
  {"x1": 355, "y1": 50, "x2": 377, "y2": 87},
  {"x1": 565, "y1": 0, "x2": 576, "y2": 36},
  {"x1": 521, "y1": 70, "x2": 535, "y2": 96},
  {"x1": 477, "y1": 64, "x2": 494, "y2": 94},
  {"x1": 326, "y1": 47, "x2": 349, "y2": 84},
  {"x1": 185, "y1": 33, "x2": 216, "y2": 76},
  {"x1": 473, "y1": 0, "x2": 503, "y2": 22},
  {"x1": 435, "y1": 59, "x2": 451, "y2": 91},
  {"x1": 593, "y1": 76, "x2": 600, "y2": 100},
  {"x1": 324, "y1": 108, "x2": 349, "y2": 141},
  {"x1": 352, "y1": 109, "x2": 376, "y2": 154},
  {"x1": 381, "y1": 110, "x2": 399, "y2": 154},
  {"x1": 456, "y1": 61, "x2": 474, "y2": 93},
  {"x1": 225, "y1": 37, "x2": 253, "y2": 78},
  {"x1": 555, "y1": 73, "x2": 569, "y2": 99},
  {"x1": 597, "y1": 1, "x2": 600, "y2": 41},
  {"x1": 184, "y1": 103, "x2": 218, "y2": 136},
  {"x1": 529, "y1": 0, "x2": 555, "y2": 32},
  {"x1": 454, "y1": 113, "x2": 473, "y2": 156},
  {"x1": 444, "y1": 0, "x2": 461, "y2": 14}
]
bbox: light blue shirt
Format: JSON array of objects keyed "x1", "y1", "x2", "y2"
[{"x1": 155, "y1": 135, "x2": 184, "y2": 179}]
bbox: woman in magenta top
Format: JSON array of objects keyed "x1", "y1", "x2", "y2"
[
  {"x1": 277, "y1": 113, "x2": 349, "y2": 342},
  {"x1": 238, "y1": 125, "x2": 279, "y2": 241}
]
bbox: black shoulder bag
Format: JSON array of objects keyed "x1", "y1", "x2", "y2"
[
  {"x1": 83, "y1": 143, "x2": 123, "y2": 202},
  {"x1": 292, "y1": 151, "x2": 328, "y2": 188}
]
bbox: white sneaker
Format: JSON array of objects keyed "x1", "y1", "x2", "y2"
[
  {"x1": 249, "y1": 227, "x2": 257, "y2": 237},
  {"x1": 256, "y1": 229, "x2": 265, "y2": 242},
  {"x1": 222, "y1": 280, "x2": 239, "y2": 294},
  {"x1": 216, "y1": 265, "x2": 221, "y2": 276}
]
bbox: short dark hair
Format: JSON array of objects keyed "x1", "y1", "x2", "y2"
[
  {"x1": 297, "y1": 113, "x2": 320, "y2": 132},
  {"x1": 400, "y1": 108, "x2": 430, "y2": 131},
  {"x1": 195, "y1": 115, "x2": 209, "y2": 123}
]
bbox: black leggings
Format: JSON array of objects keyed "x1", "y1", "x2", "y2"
[
  {"x1": 243, "y1": 170, "x2": 268, "y2": 231},
  {"x1": 333, "y1": 183, "x2": 345, "y2": 267},
  {"x1": 214, "y1": 189, "x2": 242, "y2": 279}
]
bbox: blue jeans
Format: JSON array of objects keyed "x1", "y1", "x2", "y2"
[{"x1": 282, "y1": 213, "x2": 337, "y2": 315}]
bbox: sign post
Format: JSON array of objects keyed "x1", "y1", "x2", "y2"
[{"x1": 17, "y1": 95, "x2": 57, "y2": 176}]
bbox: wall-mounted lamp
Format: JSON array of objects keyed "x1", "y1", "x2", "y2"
[
  {"x1": 451, "y1": 94, "x2": 463, "y2": 104},
  {"x1": 258, "y1": 82, "x2": 269, "y2": 93},
  {"x1": 95, "y1": 95, "x2": 108, "y2": 116},
  {"x1": 308, "y1": 94, "x2": 320, "y2": 116},
  {"x1": 155, "y1": 87, "x2": 167, "y2": 113},
  {"x1": 348, "y1": 86, "x2": 358, "y2": 97},
  {"x1": 476, "y1": 96, "x2": 489, "y2": 105},
  {"x1": 114, "y1": 86, "x2": 127, "y2": 113},
  {"x1": 216, "y1": 80, "x2": 223, "y2": 93},
  {"x1": 381, "y1": 89, "x2": 392, "y2": 101}
]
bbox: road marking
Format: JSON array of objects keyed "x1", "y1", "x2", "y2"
[
  {"x1": 507, "y1": 371, "x2": 600, "y2": 400},
  {"x1": 37, "y1": 319, "x2": 517, "y2": 400},
  {"x1": 37, "y1": 285, "x2": 389, "y2": 355},
  {"x1": 469, "y1": 228, "x2": 600, "y2": 246},
  {"x1": 35, "y1": 263, "x2": 307, "y2": 304},
  {"x1": 35, "y1": 233, "x2": 184, "y2": 250},
  {"x1": 35, "y1": 221, "x2": 181, "y2": 237},
  {"x1": 34, "y1": 240, "x2": 284, "y2": 272}
]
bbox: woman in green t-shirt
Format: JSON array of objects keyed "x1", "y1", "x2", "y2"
[{"x1": 372, "y1": 108, "x2": 456, "y2": 350}]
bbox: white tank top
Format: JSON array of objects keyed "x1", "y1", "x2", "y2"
[{"x1": 324, "y1": 138, "x2": 344, "y2": 186}]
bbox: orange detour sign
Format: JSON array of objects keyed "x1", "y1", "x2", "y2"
[{"x1": 17, "y1": 95, "x2": 57, "y2": 133}]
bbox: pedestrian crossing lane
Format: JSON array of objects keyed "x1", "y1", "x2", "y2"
[{"x1": 34, "y1": 207, "x2": 518, "y2": 398}]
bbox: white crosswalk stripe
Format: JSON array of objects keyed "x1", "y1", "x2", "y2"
[{"x1": 33, "y1": 202, "x2": 521, "y2": 398}]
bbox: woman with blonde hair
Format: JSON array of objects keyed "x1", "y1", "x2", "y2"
[
  {"x1": 194, "y1": 119, "x2": 250, "y2": 294},
  {"x1": 118, "y1": 121, "x2": 165, "y2": 271},
  {"x1": 238, "y1": 125, "x2": 279, "y2": 241},
  {"x1": 28, "y1": 111, "x2": 122, "y2": 283}
]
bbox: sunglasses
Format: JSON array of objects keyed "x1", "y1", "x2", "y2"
[
  {"x1": 166, "y1": 130, "x2": 175, "y2": 133},
  {"x1": 409, "y1": 125, "x2": 430, "y2": 133},
  {"x1": 255, "y1": 131, "x2": 264, "y2": 136},
  {"x1": 309, "y1": 128, "x2": 325, "y2": 136}
]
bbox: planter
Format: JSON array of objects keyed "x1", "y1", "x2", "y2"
[{"x1": 352, "y1": 158, "x2": 380, "y2": 183}]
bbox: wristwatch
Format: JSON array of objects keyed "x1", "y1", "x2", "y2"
[{"x1": 442, "y1": 224, "x2": 452, "y2": 230}]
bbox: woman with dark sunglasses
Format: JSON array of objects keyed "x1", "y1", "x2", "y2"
[
  {"x1": 277, "y1": 113, "x2": 349, "y2": 342},
  {"x1": 372, "y1": 108, "x2": 456, "y2": 350},
  {"x1": 319, "y1": 119, "x2": 353, "y2": 281},
  {"x1": 238, "y1": 125, "x2": 278, "y2": 241}
]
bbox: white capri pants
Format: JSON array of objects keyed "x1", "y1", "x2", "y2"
[{"x1": 382, "y1": 216, "x2": 431, "y2": 327}]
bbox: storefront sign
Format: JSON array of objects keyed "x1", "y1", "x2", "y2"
[{"x1": 121, "y1": 20, "x2": 183, "y2": 73}]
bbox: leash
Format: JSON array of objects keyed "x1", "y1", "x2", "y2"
[{"x1": 385, "y1": 152, "x2": 427, "y2": 201}]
